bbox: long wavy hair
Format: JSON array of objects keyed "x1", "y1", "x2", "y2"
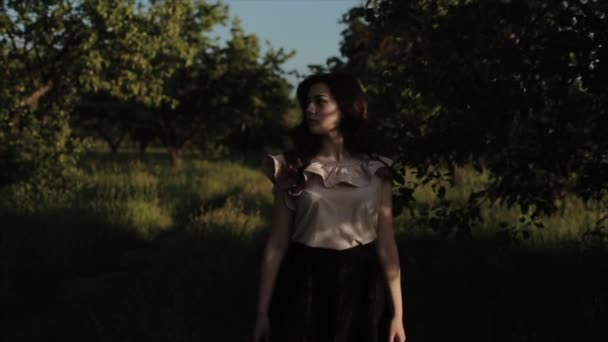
[{"x1": 276, "y1": 73, "x2": 391, "y2": 196}]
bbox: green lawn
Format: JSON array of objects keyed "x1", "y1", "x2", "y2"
[{"x1": 1, "y1": 150, "x2": 606, "y2": 341}]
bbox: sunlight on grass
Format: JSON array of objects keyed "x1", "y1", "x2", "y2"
[
  {"x1": 2, "y1": 151, "x2": 605, "y2": 255},
  {"x1": 186, "y1": 195, "x2": 264, "y2": 238},
  {"x1": 125, "y1": 198, "x2": 173, "y2": 239},
  {"x1": 397, "y1": 163, "x2": 606, "y2": 251}
]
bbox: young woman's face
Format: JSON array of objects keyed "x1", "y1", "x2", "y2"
[{"x1": 305, "y1": 82, "x2": 342, "y2": 135}]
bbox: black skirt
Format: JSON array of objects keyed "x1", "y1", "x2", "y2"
[{"x1": 268, "y1": 239, "x2": 393, "y2": 342}]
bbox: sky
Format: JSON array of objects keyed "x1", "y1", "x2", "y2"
[{"x1": 209, "y1": 0, "x2": 363, "y2": 90}]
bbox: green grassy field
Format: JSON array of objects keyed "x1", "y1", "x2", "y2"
[{"x1": 1, "y1": 149, "x2": 606, "y2": 341}]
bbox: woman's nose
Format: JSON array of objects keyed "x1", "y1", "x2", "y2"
[{"x1": 306, "y1": 102, "x2": 315, "y2": 116}]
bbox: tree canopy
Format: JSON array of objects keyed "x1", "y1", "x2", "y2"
[
  {"x1": 328, "y1": 0, "x2": 608, "y2": 238},
  {"x1": 1, "y1": 0, "x2": 294, "y2": 208}
]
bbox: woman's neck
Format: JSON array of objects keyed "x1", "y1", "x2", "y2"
[{"x1": 318, "y1": 131, "x2": 351, "y2": 162}]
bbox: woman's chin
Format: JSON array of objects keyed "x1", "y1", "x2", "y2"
[
  {"x1": 308, "y1": 123, "x2": 334, "y2": 136},
  {"x1": 310, "y1": 129, "x2": 327, "y2": 136},
  {"x1": 308, "y1": 125, "x2": 320, "y2": 134}
]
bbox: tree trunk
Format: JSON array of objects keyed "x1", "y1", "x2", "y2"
[
  {"x1": 559, "y1": 190, "x2": 575, "y2": 218},
  {"x1": 450, "y1": 160, "x2": 466, "y2": 184},
  {"x1": 169, "y1": 147, "x2": 183, "y2": 168},
  {"x1": 139, "y1": 140, "x2": 149, "y2": 155},
  {"x1": 25, "y1": 80, "x2": 53, "y2": 109},
  {"x1": 97, "y1": 126, "x2": 125, "y2": 154},
  {"x1": 109, "y1": 143, "x2": 119, "y2": 154}
]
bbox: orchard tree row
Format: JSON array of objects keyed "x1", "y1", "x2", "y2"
[{"x1": 0, "y1": 0, "x2": 294, "y2": 197}]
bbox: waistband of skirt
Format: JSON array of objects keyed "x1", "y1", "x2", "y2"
[{"x1": 287, "y1": 239, "x2": 376, "y2": 256}]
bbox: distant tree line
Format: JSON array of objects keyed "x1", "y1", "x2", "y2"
[{"x1": 1, "y1": 0, "x2": 294, "y2": 202}]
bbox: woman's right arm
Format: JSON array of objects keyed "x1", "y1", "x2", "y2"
[
  {"x1": 256, "y1": 194, "x2": 294, "y2": 318},
  {"x1": 254, "y1": 154, "x2": 295, "y2": 341}
]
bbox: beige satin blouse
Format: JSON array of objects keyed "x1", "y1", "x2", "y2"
[{"x1": 262, "y1": 153, "x2": 394, "y2": 250}]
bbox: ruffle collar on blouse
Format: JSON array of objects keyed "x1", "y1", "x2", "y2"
[
  {"x1": 303, "y1": 157, "x2": 392, "y2": 188},
  {"x1": 264, "y1": 153, "x2": 393, "y2": 192}
]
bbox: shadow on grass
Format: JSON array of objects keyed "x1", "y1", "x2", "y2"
[
  {"x1": 0, "y1": 208, "x2": 148, "y2": 339},
  {"x1": 5, "y1": 221, "x2": 607, "y2": 342}
]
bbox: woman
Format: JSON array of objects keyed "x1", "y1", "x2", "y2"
[{"x1": 253, "y1": 73, "x2": 406, "y2": 342}]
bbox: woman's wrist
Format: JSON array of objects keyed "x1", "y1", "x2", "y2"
[{"x1": 256, "y1": 310, "x2": 269, "y2": 318}]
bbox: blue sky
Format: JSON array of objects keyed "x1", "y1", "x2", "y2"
[{"x1": 209, "y1": 0, "x2": 362, "y2": 90}]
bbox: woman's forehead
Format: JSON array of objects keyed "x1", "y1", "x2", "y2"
[{"x1": 307, "y1": 82, "x2": 332, "y2": 98}]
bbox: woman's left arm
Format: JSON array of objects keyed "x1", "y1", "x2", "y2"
[{"x1": 376, "y1": 176, "x2": 406, "y2": 340}]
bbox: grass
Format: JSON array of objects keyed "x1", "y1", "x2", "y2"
[
  {"x1": 396, "y1": 163, "x2": 608, "y2": 253},
  {"x1": 1, "y1": 149, "x2": 607, "y2": 341}
]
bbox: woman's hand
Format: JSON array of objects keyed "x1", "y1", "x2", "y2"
[
  {"x1": 253, "y1": 314, "x2": 271, "y2": 342},
  {"x1": 388, "y1": 316, "x2": 406, "y2": 342}
]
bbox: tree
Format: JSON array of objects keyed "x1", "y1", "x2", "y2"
[
  {"x1": 148, "y1": 13, "x2": 294, "y2": 166},
  {"x1": 72, "y1": 91, "x2": 147, "y2": 153},
  {"x1": 211, "y1": 18, "x2": 294, "y2": 157},
  {"x1": 0, "y1": 0, "x2": 205, "y2": 204},
  {"x1": 330, "y1": 0, "x2": 608, "y2": 237},
  {"x1": 1, "y1": 0, "x2": 97, "y2": 207}
]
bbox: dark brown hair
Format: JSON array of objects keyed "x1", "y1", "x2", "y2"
[{"x1": 276, "y1": 72, "x2": 390, "y2": 195}]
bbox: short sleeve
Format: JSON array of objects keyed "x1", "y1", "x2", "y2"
[
  {"x1": 368, "y1": 155, "x2": 394, "y2": 179},
  {"x1": 261, "y1": 153, "x2": 296, "y2": 211}
]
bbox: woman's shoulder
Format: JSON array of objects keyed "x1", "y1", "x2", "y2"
[
  {"x1": 363, "y1": 153, "x2": 395, "y2": 180},
  {"x1": 376, "y1": 154, "x2": 394, "y2": 164},
  {"x1": 363, "y1": 153, "x2": 394, "y2": 166},
  {"x1": 261, "y1": 153, "x2": 287, "y2": 183}
]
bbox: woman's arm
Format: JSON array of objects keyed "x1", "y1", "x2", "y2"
[
  {"x1": 255, "y1": 190, "x2": 294, "y2": 317},
  {"x1": 375, "y1": 176, "x2": 405, "y2": 323}
]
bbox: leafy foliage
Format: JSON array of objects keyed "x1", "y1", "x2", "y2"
[
  {"x1": 330, "y1": 0, "x2": 608, "y2": 238},
  {"x1": 1, "y1": 0, "x2": 295, "y2": 201}
]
